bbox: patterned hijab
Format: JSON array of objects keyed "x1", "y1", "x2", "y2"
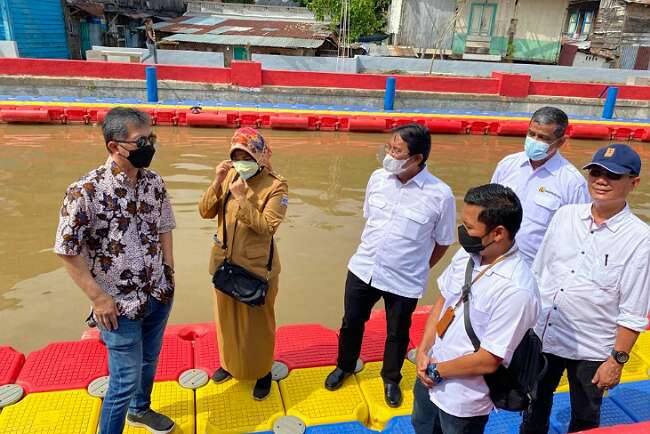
[{"x1": 229, "y1": 127, "x2": 269, "y2": 166}]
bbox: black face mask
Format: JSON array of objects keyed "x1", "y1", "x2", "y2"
[
  {"x1": 125, "y1": 145, "x2": 156, "y2": 168},
  {"x1": 458, "y1": 224, "x2": 494, "y2": 254}
]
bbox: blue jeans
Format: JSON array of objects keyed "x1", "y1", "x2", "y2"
[
  {"x1": 99, "y1": 296, "x2": 172, "y2": 434},
  {"x1": 412, "y1": 379, "x2": 489, "y2": 434}
]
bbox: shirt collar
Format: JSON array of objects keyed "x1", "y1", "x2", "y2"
[
  {"x1": 388, "y1": 165, "x2": 428, "y2": 188},
  {"x1": 471, "y1": 243, "x2": 520, "y2": 279},
  {"x1": 104, "y1": 157, "x2": 142, "y2": 186},
  {"x1": 579, "y1": 203, "x2": 631, "y2": 233},
  {"x1": 519, "y1": 151, "x2": 563, "y2": 174}
]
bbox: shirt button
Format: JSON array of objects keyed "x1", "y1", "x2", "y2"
[
  {"x1": 560, "y1": 288, "x2": 564, "y2": 292},
  {"x1": 554, "y1": 306, "x2": 557, "y2": 310},
  {"x1": 548, "y1": 323, "x2": 552, "y2": 326},
  {"x1": 581, "y1": 251, "x2": 585, "y2": 255},
  {"x1": 571, "y1": 270, "x2": 575, "y2": 273}
]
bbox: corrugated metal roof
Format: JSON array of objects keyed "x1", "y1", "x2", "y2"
[
  {"x1": 164, "y1": 33, "x2": 325, "y2": 49},
  {"x1": 156, "y1": 14, "x2": 332, "y2": 40}
]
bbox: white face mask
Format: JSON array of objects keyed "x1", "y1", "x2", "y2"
[
  {"x1": 233, "y1": 160, "x2": 259, "y2": 180},
  {"x1": 383, "y1": 154, "x2": 411, "y2": 174}
]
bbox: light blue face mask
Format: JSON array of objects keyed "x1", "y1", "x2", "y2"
[
  {"x1": 233, "y1": 160, "x2": 259, "y2": 180},
  {"x1": 524, "y1": 136, "x2": 551, "y2": 161}
]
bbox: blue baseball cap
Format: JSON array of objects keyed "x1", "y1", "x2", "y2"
[{"x1": 583, "y1": 144, "x2": 641, "y2": 175}]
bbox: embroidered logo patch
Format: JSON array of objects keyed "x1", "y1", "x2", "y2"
[
  {"x1": 604, "y1": 147, "x2": 616, "y2": 158},
  {"x1": 280, "y1": 194, "x2": 289, "y2": 207}
]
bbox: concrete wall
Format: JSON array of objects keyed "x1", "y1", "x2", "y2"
[
  {"x1": 396, "y1": 0, "x2": 455, "y2": 50},
  {"x1": 0, "y1": 75, "x2": 646, "y2": 119},
  {"x1": 453, "y1": 0, "x2": 567, "y2": 64},
  {"x1": 91, "y1": 46, "x2": 225, "y2": 68},
  {"x1": 245, "y1": 53, "x2": 650, "y2": 84},
  {"x1": 252, "y1": 54, "x2": 358, "y2": 73}
]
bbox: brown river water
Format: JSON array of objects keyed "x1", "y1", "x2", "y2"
[{"x1": 1, "y1": 125, "x2": 648, "y2": 353}]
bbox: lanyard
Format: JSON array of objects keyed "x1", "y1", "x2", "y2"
[{"x1": 452, "y1": 248, "x2": 517, "y2": 311}]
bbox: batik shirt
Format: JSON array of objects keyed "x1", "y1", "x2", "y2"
[{"x1": 54, "y1": 159, "x2": 176, "y2": 319}]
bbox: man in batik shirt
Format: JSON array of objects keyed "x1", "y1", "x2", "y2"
[{"x1": 55, "y1": 107, "x2": 176, "y2": 434}]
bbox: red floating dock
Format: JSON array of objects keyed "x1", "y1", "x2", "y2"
[
  {"x1": 193, "y1": 328, "x2": 221, "y2": 375},
  {"x1": 0, "y1": 346, "x2": 25, "y2": 385},
  {"x1": 154, "y1": 334, "x2": 194, "y2": 382},
  {"x1": 16, "y1": 340, "x2": 108, "y2": 393},
  {"x1": 274, "y1": 324, "x2": 339, "y2": 369}
]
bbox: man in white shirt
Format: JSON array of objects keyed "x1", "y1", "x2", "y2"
[
  {"x1": 325, "y1": 124, "x2": 457, "y2": 408},
  {"x1": 491, "y1": 106, "x2": 590, "y2": 265},
  {"x1": 412, "y1": 184, "x2": 540, "y2": 434},
  {"x1": 521, "y1": 144, "x2": 650, "y2": 433}
]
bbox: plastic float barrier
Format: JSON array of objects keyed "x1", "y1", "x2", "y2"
[
  {"x1": 569, "y1": 124, "x2": 612, "y2": 140},
  {"x1": 497, "y1": 120, "x2": 530, "y2": 136},
  {"x1": 154, "y1": 109, "x2": 178, "y2": 126},
  {"x1": 425, "y1": 118, "x2": 466, "y2": 134},
  {"x1": 0, "y1": 109, "x2": 50, "y2": 123},
  {"x1": 186, "y1": 112, "x2": 229, "y2": 127},
  {"x1": 348, "y1": 117, "x2": 388, "y2": 133},
  {"x1": 269, "y1": 115, "x2": 310, "y2": 130},
  {"x1": 0, "y1": 346, "x2": 25, "y2": 386}
]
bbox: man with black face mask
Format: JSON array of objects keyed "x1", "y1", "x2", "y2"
[
  {"x1": 54, "y1": 107, "x2": 176, "y2": 434},
  {"x1": 411, "y1": 184, "x2": 540, "y2": 434}
]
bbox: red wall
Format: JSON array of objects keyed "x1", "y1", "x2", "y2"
[{"x1": 0, "y1": 58, "x2": 648, "y2": 101}]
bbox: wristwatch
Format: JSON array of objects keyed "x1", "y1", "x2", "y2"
[
  {"x1": 426, "y1": 363, "x2": 444, "y2": 384},
  {"x1": 611, "y1": 350, "x2": 629, "y2": 365}
]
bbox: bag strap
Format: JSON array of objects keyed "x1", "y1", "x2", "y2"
[
  {"x1": 462, "y1": 257, "x2": 482, "y2": 352},
  {"x1": 220, "y1": 175, "x2": 274, "y2": 273}
]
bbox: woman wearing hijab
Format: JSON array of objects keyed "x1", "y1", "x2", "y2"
[{"x1": 198, "y1": 127, "x2": 288, "y2": 400}]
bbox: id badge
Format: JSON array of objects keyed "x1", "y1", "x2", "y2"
[{"x1": 436, "y1": 307, "x2": 455, "y2": 339}]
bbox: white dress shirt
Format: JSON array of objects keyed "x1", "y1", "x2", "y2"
[
  {"x1": 533, "y1": 203, "x2": 650, "y2": 361},
  {"x1": 429, "y1": 246, "x2": 541, "y2": 417},
  {"x1": 491, "y1": 151, "x2": 590, "y2": 264},
  {"x1": 348, "y1": 167, "x2": 456, "y2": 299}
]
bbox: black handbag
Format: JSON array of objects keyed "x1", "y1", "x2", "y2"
[{"x1": 212, "y1": 183, "x2": 273, "y2": 307}]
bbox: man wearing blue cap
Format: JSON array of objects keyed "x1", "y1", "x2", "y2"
[{"x1": 520, "y1": 144, "x2": 650, "y2": 433}]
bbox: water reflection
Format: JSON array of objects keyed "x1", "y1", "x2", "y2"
[{"x1": 0, "y1": 124, "x2": 648, "y2": 352}]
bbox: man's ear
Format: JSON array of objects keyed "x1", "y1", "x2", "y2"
[{"x1": 493, "y1": 225, "x2": 508, "y2": 242}]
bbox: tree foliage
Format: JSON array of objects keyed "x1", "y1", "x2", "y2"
[{"x1": 305, "y1": 0, "x2": 390, "y2": 42}]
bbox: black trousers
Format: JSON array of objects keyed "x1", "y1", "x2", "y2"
[
  {"x1": 337, "y1": 270, "x2": 419, "y2": 384},
  {"x1": 520, "y1": 353, "x2": 605, "y2": 434}
]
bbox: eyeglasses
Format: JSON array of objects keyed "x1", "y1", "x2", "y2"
[
  {"x1": 383, "y1": 143, "x2": 409, "y2": 158},
  {"x1": 588, "y1": 167, "x2": 625, "y2": 181},
  {"x1": 119, "y1": 134, "x2": 157, "y2": 149}
]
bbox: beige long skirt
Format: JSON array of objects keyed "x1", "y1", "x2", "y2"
[{"x1": 213, "y1": 276, "x2": 279, "y2": 380}]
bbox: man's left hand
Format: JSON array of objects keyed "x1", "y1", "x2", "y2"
[
  {"x1": 230, "y1": 177, "x2": 248, "y2": 199},
  {"x1": 592, "y1": 357, "x2": 623, "y2": 390}
]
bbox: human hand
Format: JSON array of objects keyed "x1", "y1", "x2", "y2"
[
  {"x1": 591, "y1": 358, "x2": 623, "y2": 391},
  {"x1": 416, "y1": 347, "x2": 436, "y2": 388},
  {"x1": 214, "y1": 160, "x2": 233, "y2": 185},
  {"x1": 229, "y1": 177, "x2": 248, "y2": 199},
  {"x1": 92, "y1": 293, "x2": 118, "y2": 331}
]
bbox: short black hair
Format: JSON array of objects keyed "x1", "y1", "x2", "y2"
[
  {"x1": 530, "y1": 106, "x2": 569, "y2": 138},
  {"x1": 464, "y1": 184, "x2": 523, "y2": 239},
  {"x1": 102, "y1": 107, "x2": 151, "y2": 146},
  {"x1": 392, "y1": 123, "x2": 431, "y2": 168}
]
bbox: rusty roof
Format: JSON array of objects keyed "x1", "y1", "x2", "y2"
[{"x1": 156, "y1": 15, "x2": 332, "y2": 40}]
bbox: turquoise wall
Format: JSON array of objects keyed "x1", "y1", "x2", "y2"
[{"x1": 0, "y1": 0, "x2": 68, "y2": 59}]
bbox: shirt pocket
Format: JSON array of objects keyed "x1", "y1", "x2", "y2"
[
  {"x1": 528, "y1": 191, "x2": 561, "y2": 226},
  {"x1": 591, "y1": 259, "x2": 623, "y2": 302},
  {"x1": 392, "y1": 207, "x2": 431, "y2": 241},
  {"x1": 366, "y1": 194, "x2": 390, "y2": 226},
  {"x1": 469, "y1": 303, "x2": 490, "y2": 338}
]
